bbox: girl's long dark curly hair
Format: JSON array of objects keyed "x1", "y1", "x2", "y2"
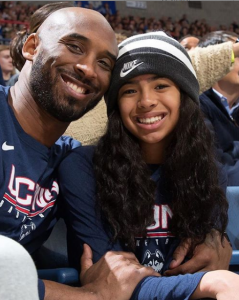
[{"x1": 93, "y1": 93, "x2": 228, "y2": 250}]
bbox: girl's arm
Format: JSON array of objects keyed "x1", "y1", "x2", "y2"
[
  {"x1": 192, "y1": 270, "x2": 239, "y2": 300},
  {"x1": 131, "y1": 270, "x2": 239, "y2": 300}
]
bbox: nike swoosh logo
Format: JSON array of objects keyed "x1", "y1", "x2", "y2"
[
  {"x1": 120, "y1": 62, "x2": 144, "y2": 78},
  {"x1": 2, "y1": 141, "x2": 14, "y2": 151}
]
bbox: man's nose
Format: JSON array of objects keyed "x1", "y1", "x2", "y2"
[{"x1": 75, "y1": 59, "x2": 97, "y2": 79}]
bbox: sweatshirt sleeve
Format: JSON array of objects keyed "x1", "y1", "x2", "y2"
[
  {"x1": 130, "y1": 272, "x2": 206, "y2": 300},
  {"x1": 189, "y1": 41, "x2": 233, "y2": 94}
]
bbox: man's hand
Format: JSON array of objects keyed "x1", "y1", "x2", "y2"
[
  {"x1": 164, "y1": 230, "x2": 232, "y2": 276},
  {"x1": 80, "y1": 244, "x2": 160, "y2": 300}
]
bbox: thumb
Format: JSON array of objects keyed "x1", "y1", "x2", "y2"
[
  {"x1": 80, "y1": 244, "x2": 93, "y2": 276},
  {"x1": 169, "y1": 240, "x2": 190, "y2": 269}
]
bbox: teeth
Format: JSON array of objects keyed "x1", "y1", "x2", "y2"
[
  {"x1": 138, "y1": 115, "x2": 164, "y2": 124},
  {"x1": 66, "y1": 81, "x2": 86, "y2": 94}
]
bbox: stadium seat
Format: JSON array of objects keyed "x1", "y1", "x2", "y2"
[
  {"x1": 35, "y1": 218, "x2": 79, "y2": 285},
  {"x1": 226, "y1": 186, "x2": 239, "y2": 273}
]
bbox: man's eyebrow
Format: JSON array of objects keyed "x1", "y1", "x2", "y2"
[
  {"x1": 106, "y1": 51, "x2": 117, "y2": 62},
  {"x1": 63, "y1": 33, "x2": 117, "y2": 62},
  {"x1": 64, "y1": 33, "x2": 89, "y2": 42}
]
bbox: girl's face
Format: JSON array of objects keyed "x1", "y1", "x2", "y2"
[{"x1": 118, "y1": 74, "x2": 181, "y2": 148}]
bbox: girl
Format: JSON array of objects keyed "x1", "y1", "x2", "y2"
[
  {"x1": 59, "y1": 32, "x2": 234, "y2": 299},
  {"x1": 95, "y1": 31, "x2": 229, "y2": 269}
]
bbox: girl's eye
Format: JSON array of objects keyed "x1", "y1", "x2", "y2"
[
  {"x1": 123, "y1": 89, "x2": 136, "y2": 95},
  {"x1": 155, "y1": 84, "x2": 168, "y2": 90}
]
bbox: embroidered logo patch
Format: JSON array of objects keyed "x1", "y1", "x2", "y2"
[{"x1": 120, "y1": 60, "x2": 144, "y2": 77}]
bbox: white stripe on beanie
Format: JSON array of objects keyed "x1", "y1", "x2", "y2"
[
  {"x1": 118, "y1": 38, "x2": 197, "y2": 79},
  {"x1": 118, "y1": 31, "x2": 170, "y2": 48}
]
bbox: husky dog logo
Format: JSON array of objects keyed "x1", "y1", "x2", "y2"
[
  {"x1": 19, "y1": 221, "x2": 36, "y2": 241},
  {"x1": 141, "y1": 249, "x2": 164, "y2": 272},
  {"x1": 120, "y1": 60, "x2": 144, "y2": 77}
]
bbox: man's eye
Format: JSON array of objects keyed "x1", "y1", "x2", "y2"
[
  {"x1": 99, "y1": 59, "x2": 112, "y2": 70},
  {"x1": 67, "y1": 44, "x2": 82, "y2": 53}
]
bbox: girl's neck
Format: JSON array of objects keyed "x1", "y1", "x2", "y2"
[{"x1": 140, "y1": 141, "x2": 167, "y2": 164}]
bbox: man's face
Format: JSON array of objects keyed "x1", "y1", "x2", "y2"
[
  {"x1": 0, "y1": 49, "x2": 13, "y2": 73},
  {"x1": 29, "y1": 8, "x2": 118, "y2": 122},
  {"x1": 180, "y1": 37, "x2": 199, "y2": 51},
  {"x1": 218, "y1": 58, "x2": 239, "y2": 95}
]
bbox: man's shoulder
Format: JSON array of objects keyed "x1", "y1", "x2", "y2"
[
  {"x1": 199, "y1": 88, "x2": 214, "y2": 103},
  {"x1": 48, "y1": 136, "x2": 81, "y2": 165},
  {"x1": 199, "y1": 88, "x2": 222, "y2": 115},
  {"x1": 0, "y1": 85, "x2": 10, "y2": 104},
  {"x1": 56, "y1": 135, "x2": 81, "y2": 151}
]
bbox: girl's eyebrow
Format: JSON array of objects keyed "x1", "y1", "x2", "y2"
[{"x1": 124, "y1": 75, "x2": 162, "y2": 86}]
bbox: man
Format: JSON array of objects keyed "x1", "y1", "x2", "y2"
[
  {"x1": 0, "y1": 45, "x2": 15, "y2": 85},
  {"x1": 180, "y1": 35, "x2": 200, "y2": 51},
  {"x1": 199, "y1": 31, "x2": 239, "y2": 186},
  {"x1": 0, "y1": 6, "x2": 158, "y2": 300}
]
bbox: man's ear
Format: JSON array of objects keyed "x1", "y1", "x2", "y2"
[{"x1": 22, "y1": 33, "x2": 39, "y2": 61}]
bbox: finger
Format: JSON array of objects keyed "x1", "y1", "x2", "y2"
[
  {"x1": 80, "y1": 244, "x2": 93, "y2": 274},
  {"x1": 137, "y1": 266, "x2": 161, "y2": 278},
  {"x1": 165, "y1": 258, "x2": 204, "y2": 276},
  {"x1": 169, "y1": 240, "x2": 191, "y2": 269}
]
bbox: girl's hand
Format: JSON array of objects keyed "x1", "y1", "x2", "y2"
[{"x1": 165, "y1": 230, "x2": 232, "y2": 276}]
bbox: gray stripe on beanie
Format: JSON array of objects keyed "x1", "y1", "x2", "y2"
[{"x1": 105, "y1": 31, "x2": 199, "y2": 116}]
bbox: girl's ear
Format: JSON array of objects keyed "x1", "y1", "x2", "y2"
[{"x1": 22, "y1": 33, "x2": 39, "y2": 61}]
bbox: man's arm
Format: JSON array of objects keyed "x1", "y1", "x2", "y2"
[
  {"x1": 189, "y1": 41, "x2": 233, "y2": 94},
  {"x1": 43, "y1": 244, "x2": 159, "y2": 300}
]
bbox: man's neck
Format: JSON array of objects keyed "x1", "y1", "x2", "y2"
[
  {"x1": 9, "y1": 81, "x2": 70, "y2": 148},
  {"x1": 3, "y1": 71, "x2": 11, "y2": 81},
  {"x1": 213, "y1": 83, "x2": 239, "y2": 109}
]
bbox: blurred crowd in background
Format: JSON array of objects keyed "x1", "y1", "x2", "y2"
[{"x1": 0, "y1": 1, "x2": 239, "y2": 44}]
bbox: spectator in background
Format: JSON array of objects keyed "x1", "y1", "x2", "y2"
[
  {"x1": 0, "y1": 44, "x2": 16, "y2": 85},
  {"x1": 0, "y1": 66, "x2": 5, "y2": 86},
  {"x1": 100, "y1": 2, "x2": 113, "y2": 16},
  {"x1": 1, "y1": 2, "x2": 239, "y2": 41},
  {"x1": 199, "y1": 31, "x2": 239, "y2": 186},
  {"x1": 180, "y1": 35, "x2": 200, "y2": 50}
]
